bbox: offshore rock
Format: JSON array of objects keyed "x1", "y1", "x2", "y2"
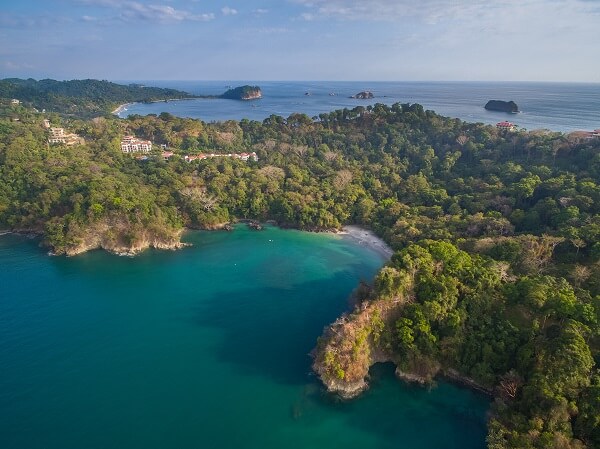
[
  {"x1": 220, "y1": 85, "x2": 262, "y2": 100},
  {"x1": 484, "y1": 100, "x2": 519, "y2": 113},
  {"x1": 351, "y1": 91, "x2": 374, "y2": 99}
]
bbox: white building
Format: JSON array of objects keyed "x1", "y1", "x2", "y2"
[
  {"x1": 48, "y1": 127, "x2": 83, "y2": 146},
  {"x1": 121, "y1": 135, "x2": 152, "y2": 153},
  {"x1": 238, "y1": 152, "x2": 258, "y2": 162},
  {"x1": 11, "y1": 99, "x2": 20, "y2": 105}
]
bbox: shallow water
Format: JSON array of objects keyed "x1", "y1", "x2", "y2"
[{"x1": 0, "y1": 226, "x2": 489, "y2": 449}]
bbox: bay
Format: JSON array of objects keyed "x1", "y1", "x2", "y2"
[
  {"x1": 118, "y1": 81, "x2": 600, "y2": 133},
  {"x1": 0, "y1": 226, "x2": 488, "y2": 449}
]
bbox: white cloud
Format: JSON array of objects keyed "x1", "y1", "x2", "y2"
[
  {"x1": 76, "y1": 0, "x2": 214, "y2": 23},
  {"x1": 221, "y1": 6, "x2": 238, "y2": 16},
  {"x1": 2, "y1": 60, "x2": 35, "y2": 70},
  {"x1": 254, "y1": 27, "x2": 290, "y2": 34},
  {"x1": 290, "y1": 0, "x2": 599, "y2": 81},
  {"x1": 0, "y1": 13, "x2": 70, "y2": 28},
  {"x1": 292, "y1": 0, "x2": 598, "y2": 24}
]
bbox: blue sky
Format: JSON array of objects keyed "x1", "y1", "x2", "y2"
[{"x1": 1, "y1": 0, "x2": 599, "y2": 81}]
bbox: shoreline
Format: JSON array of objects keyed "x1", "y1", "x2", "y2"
[
  {"x1": 113, "y1": 97, "x2": 200, "y2": 116},
  {"x1": 111, "y1": 103, "x2": 132, "y2": 115},
  {"x1": 0, "y1": 223, "x2": 394, "y2": 259},
  {"x1": 337, "y1": 225, "x2": 393, "y2": 260}
]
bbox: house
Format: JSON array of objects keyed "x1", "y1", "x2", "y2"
[
  {"x1": 496, "y1": 121, "x2": 516, "y2": 131},
  {"x1": 121, "y1": 135, "x2": 152, "y2": 153},
  {"x1": 48, "y1": 127, "x2": 83, "y2": 146},
  {"x1": 582, "y1": 129, "x2": 600, "y2": 140},
  {"x1": 43, "y1": 119, "x2": 51, "y2": 128},
  {"x1": 238, "y1": 152, "x2": 258, "y2": 161},
  {"x1": 11, "y1": 99, "x2": 20, "y2": 105},
  {"x1": 162, "y1": 151, "x2": 174, "y2": 161}
]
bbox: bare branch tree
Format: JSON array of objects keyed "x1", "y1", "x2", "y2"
[
  {"x1": 333, "y1": 170, "x2": 353, "y2": 190},
  {"x1": 181, "y1": 187, "x2": 218, "y2": 211},
  {"x1": 498, "y1": 370, "x2": 523, "y2": 401}
]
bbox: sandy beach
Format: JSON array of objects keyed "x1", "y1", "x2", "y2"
[
  {"x1": 339, "y1": 225, "x2": 393, "y2": 260},
  {"x1": 111, "y1": 103, "x2": 132, "y2": 115}
]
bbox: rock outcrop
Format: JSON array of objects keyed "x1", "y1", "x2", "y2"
[
  {"x1": 484, "y1": 100, "x2": 519, "y2": 113},
  {"x1": 350, "y1": 91, "x2": 374, "y2": 99},
  {"x1": 312, "y1": 297, "x2": 404, "y2": 398},
  {"x1": 46, "y1": 215, "x2": 186, "y2": 256}
]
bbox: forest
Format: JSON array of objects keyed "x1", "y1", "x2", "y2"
[
  {"x1": 0, "y1": 96, "x2": 599, "y2": 448},
  {"x1": 0, "y1": 78, "x2": 195, "y2": 118}
]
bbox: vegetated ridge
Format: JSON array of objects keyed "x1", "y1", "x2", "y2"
[{"x1": 0, "y1": 78, "x2": 196, "y2": 118}]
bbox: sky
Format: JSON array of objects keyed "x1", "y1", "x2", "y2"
[{"x1": 1, "y1": 0, "x2": 599, "y2": 82}]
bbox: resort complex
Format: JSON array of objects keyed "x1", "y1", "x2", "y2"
[
  {"x1": 120, "y1": 135, "x2": 153, "y2": 153},
  {"x1": 48, "y1": 127, "x2": 84, "y2": 146}
]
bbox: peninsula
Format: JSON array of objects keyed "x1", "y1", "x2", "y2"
[{"x1": 0, "y1": 78, "x2": 196, "y2": 118}]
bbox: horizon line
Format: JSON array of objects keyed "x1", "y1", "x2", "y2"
[{"x1": 3, "y1": 77, "x2": 600, "y2": 85}]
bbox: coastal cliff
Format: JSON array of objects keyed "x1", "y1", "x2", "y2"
[
  {"x1": 485, "y1": 100, "x2": 519, "y2": 113},
  {"x1": 220, "y1": 85, "x2": 262, "y2": 100},
  {"x1": 44, "y1": 215, "x2": 186, "y2": 256},
  {"x1": 312, "y1": 297, "x2": 405, "y2": 398}
]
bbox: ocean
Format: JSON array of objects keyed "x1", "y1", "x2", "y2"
[
  {"x1": 118, "y1": 81, "x2": 600, "y2": 133},
  {"x1": 0, "y1": 227, "x2": 489, "y2": 449}
]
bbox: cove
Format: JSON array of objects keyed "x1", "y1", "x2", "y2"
[{"x1": 0, "y1": 226, "x2": 489, "y2": 449}]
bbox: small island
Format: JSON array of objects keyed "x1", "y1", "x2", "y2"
[
  {"x1": 484, "y1": 100, "x2": 519, "y2": 113},
  {"x1": 351, "y1": 91, "x2": 374, "y2": 99},
  {"x1": 219, "y1": 85, "x2": 262, "y2": 101}
]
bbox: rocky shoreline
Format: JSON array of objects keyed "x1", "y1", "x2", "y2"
[
  {"x1": 61, "y1": 236, "x2": 188, "y2": 257},
  {"x1": 1, "y1": 221, "x2": 392, "y2": 260}
]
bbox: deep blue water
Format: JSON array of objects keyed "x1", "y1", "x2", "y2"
[
  {"x1": 118, "y1": 81, "x2": 600, "y2": 133},
  {"x1": 0, "y1": 227, "x2": 489, "y2": 449}
]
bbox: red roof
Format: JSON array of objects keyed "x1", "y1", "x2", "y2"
[{"x1": 496, "y1": 121, "x2": 514, "y2": 128}]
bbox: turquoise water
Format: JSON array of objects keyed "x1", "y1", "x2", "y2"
[
  {"x1": 118, "y1": 80, "x2": 600, "y2": 133},
  {"x1": 0, "y1": 226, "x2": 489, "y2": 449}
]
